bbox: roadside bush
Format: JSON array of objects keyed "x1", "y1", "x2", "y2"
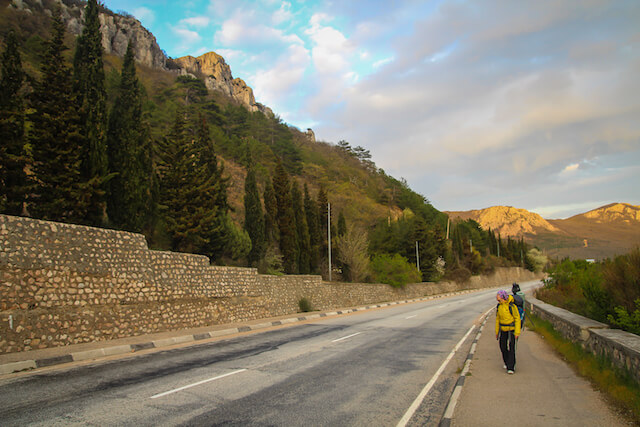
[
  {"x1": 298, "y1": 297, "x2": 313, "y2": 312},
  {"x1": 370, "y1": 253, "x2": 420, "y2": 288}
]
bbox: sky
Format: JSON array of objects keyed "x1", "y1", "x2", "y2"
[{"x1": 101, "y1": 0, "x2": 640, "y2": 219}]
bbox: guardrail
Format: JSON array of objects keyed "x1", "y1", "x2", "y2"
[{"x1": 526, "y1": 296, "x2": 640, "y2": 384}]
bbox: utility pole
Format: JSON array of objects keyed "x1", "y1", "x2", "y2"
[
  {"x1": 328, "y1": 202, "x2": 332, "y2": 282},
  {"x1": 446, "y1": 217, "x2": 450, "y2": 240},
  {"x1": 497, "y1": 239, "x2": 500, "y2": 257},
  {"x1": 415, "y1": 241, "x2": 420, "y2": 271}
]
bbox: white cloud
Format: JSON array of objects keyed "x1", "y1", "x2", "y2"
[
  {"x1": 171, "y1": 26, "x2": 201, "y2": 49},
  {"x1": 561, "y1": 163, "x2": 580, "y2": 174},
  {"x1": 132, "y1": 7, "x2": 155, "y2": 26},
  {"x1": 180, "y1": 16, "x2": 210, "y2": 28},
  {"x1": 272, "y1": 2, "x2": 293, "y2": 26},
  {"x1": 251, "y1": 44, "x2": 311, "y2": 105},
  {"x1": 215, "y1": 10, "x2": 303, "y2": 47}
]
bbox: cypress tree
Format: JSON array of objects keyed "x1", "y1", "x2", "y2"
[
  {"x1": 292, "y1": 181, "x2": 311, "y2": 274},
  {"x1": 273, "y1": 161, "x2": 297, "y2": 273},
  {"x1": 29, "y1": 9, "x2": 86, "y2": 222},
  {"x1": 317, "y1": 185, "x2": 328, "y2": 264},
  {"x1": 0, "y1": 31, "x2": 27, "y2": 215},
  {"x1": 107, "y1": 42, "x2": 153, "y2": 232},
  {"x1": 337, "y1": 211, "x2": 347, "y2": 236},
  {"x1": 304, "y1": 184, "x2": 319, "y2": 272},
  {"x1": 244, "y1": 166, "x2": 265, "y2": 266},
  {"x1": 263, "y1": 180, "x2": 278, "y2": 246},
  {"x1": 74, "y1": 0, "x2": 108, "y2": 226}
]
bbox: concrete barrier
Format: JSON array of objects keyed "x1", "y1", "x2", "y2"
[{"x1": 526, "y1": 296, "x2": 640, "y2": 384}]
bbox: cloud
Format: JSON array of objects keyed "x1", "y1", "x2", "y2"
[
  {"x1": 132, "y1": 7, "x2": 155, "y2": 26},
  {"x1": 215, "y1": 9, "x2": 303, "y2": 48},
  {"x1": 179, "y1": 16, "x2": 210, "y2": 28},
  {"x1": 171, "y1": 26, "x2": 201, "y2": 49},
  {"x1": 308, "y1": 0, "x2": 640, "y2": 216}
]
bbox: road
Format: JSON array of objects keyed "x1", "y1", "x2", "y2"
[{"x1": 0, "y1": 282, "x2": 538, "y2": 426}]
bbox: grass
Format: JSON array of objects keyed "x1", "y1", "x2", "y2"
[{"x1": 527, "y1": 313, "x2": 640, "y2": 423}]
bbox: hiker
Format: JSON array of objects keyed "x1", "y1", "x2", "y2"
[
  {"x1": 495, "y1": 290, "x2": 521, "y2": 374},
  {"x1": 511, "y1": 282, "x2": 526, "y2": 330}
]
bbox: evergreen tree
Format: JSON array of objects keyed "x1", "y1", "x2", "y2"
[
  {"x1": 107, "y1": 42, "x2": 153, "y2": 232},
  {"x1": 337, "y1": 211, "x2": 347, "y2": 236},
  {"x1": 292, "y1": 181, "x2": 311, "y2": 274},
  {"x1": 0, "y1": 31, "x2": 27, "y2": 215},
  {"x1": 244, "y1": 165, "x2": 265, "y2": 266},
  {"x1": 273, "y1": 161, "x2": 297, "y2": 273},
  {"x1": 317, "y1": 185, "x2": 329, "y2": 275},
  {"x1": 29, "y1": 9, "x2": 86, "y2": 222},
  {"x1": 263, "y1": 180, "x2": 278, "y2": 246},
  {"x1": 195, "y1": 114, "x2": 235, "y2": 261},
  {"x1": 158, "y1": 110, "x2": 208, "y2": 252},
  {"x1": 73, "y1": 0, "x2": 108, "y2": 225},
  {"x1": 303, "y1": 184, "x2": 319, "y2": 272}
]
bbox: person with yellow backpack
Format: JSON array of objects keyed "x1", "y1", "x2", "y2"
[{"x1": 495, "y1": 290, "x2": 521, "y2": 374}]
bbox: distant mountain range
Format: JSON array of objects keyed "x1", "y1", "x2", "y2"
[{"x1": 446, "y1": 203, "x2": 640, "y2": 260}]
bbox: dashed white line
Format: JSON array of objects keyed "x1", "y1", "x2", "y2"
[
  {"x1": 150, "y1": 369, "x2": 247, "y2": 399},
  {"x1": 332, "y1": 332, "x2": 362, "y2": 343},
  {"x1": 405, "y1": 315, "x2": 417, "y2": 319}
]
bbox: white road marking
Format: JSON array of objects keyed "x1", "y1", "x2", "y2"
[
  {"x1": 150, "y1": 369, "x2": 247, "y2": 399},
  {"x1": 331, "y1": 332, "x2": 362, "y2": 343},
  {"x1": 405, "y1": 315, "x2": 417, "y2": 319},
  {"x1": 396, "y1": 323, "x2": 476, "y2": 427}
]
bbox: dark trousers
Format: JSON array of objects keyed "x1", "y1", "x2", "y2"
[{"x1": 499, "y1": 330, "x2": 516, "y2": 370}]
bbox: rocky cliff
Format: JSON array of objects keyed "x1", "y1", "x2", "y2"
[
  {"x1": 578, "y1": 203, "x2": 640, "y2": 224},
  {"x1": 446, "y1": 206, "x2": 560, "y2": 238},
  {"x1": 174, "y1": 53, "x2": 273, "y2": 116},
  {"x1": 7, "y1": 0, "x2": 270, "y2": 114}
]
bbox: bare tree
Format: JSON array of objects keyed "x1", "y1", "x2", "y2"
[{"x1": 335, "y1": 223, "x2": 370, "y2": 282}]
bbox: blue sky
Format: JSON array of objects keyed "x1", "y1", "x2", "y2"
[{"x1": 102, "y1": 0, "x2": 640, "y2": 219}]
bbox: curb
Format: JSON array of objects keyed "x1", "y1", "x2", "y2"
[
  {"x1": 0, "y1": 289, "x2": 481, "y2": 376},
  {"x1": 438, "y1": 311, "x2": 491, "y2": 427}
]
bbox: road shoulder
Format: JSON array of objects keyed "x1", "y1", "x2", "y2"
[{"x1": 451, "y1": 317, "x2": 628, "y2": 426}]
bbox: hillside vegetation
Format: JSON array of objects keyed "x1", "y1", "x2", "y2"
[{"x1": 0, "y1": 0, "x2": 534, "y2": 284}]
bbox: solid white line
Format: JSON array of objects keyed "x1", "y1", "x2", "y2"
[
  {"x1": 150, "y1": 369, "x2": 247, "y2": 399},
  {"x1": 332, "y1": 332, "x2": 362, "y2": 343},
  {"x1": 396, "y1": 324, "x2": 476, "y2": 427},
  {"x1": 405, "y1": 315, "x2": 417, "y2": 319}
]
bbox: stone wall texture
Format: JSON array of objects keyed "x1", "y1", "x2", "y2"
[
  {"x1": 0, "y1": 215, "x2": 540, "y2": 354},
  {"x1": 528, "y1": 296, "x2": 640, "y2": 384}
]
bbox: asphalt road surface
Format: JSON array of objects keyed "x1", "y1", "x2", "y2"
[{"x1": 0, "y1": 281, "x2": 539, "y2": 426}]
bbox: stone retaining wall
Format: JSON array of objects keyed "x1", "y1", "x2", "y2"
[
  {"x1": 527, "y1": 296, "x2": 640, "y2": 384},
  {"x1": 0, "y1": 214, "x2": 540, "y2": 354}
]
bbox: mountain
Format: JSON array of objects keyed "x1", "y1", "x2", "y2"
[
  {"x1": 447, "y1": 203, "x2": 640, "y2": 260},
  {"x1": 3, "y1": 0, "x2": 270, "y2": 116},
  {"x1": 446, "y1": 206, "x2": 560, "y2": 237}
]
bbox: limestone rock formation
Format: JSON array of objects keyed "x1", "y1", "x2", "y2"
[
  {"x1": 174, "y1": 52, "x2": 272, "y2": 115},
  {"x1": 8, "y1": 0, "x2": 270, "y2": 115},
  {"x1": 446, "y1": 206, "x2": 560, "y2": 238},
  {"x1": 579, "y1": 203, "x2": 640, "y2": 224}
]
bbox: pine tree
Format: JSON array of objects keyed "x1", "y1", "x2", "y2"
[
  {"x1": 244, "y1": 165, "x2": 265, "y2": 266},
  {"x1": 196, "y1": 114, "x2": 234, "y2": 261},
  {"x1": 273, "y1": 161, "x2": 298, "y2": 273},
  {"x1": 107, "y1": 42, "x2": 153, "y2": 232},
  {"x1": 73, "y1": 0, "x2": 108, "y2": 226},
  {"x1": 292, "y1": 181, "x2": 311, "y2": 274},
  {"x1": 0, "y1": 31, "x2": 27, "y2": 215},
  {"x1": 30, "y1": 9, "x2": 86, "y2": 222}
]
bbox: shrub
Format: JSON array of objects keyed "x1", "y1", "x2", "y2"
[
  {"x1": 298, "y1": 297, "x2": 313, "y2": 312},
  {"x1": 370, "y1": 253, "x2": 421, "y2": 288}
]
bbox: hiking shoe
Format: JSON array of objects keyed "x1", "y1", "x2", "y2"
[{"x1": 507, "y1": 370, "x2": 514, "y2": 374}]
